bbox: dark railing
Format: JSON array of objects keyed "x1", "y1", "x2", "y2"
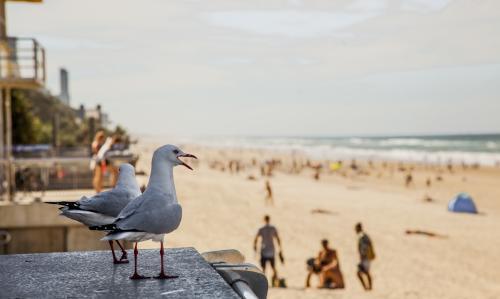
[
  {"x1": 0, "y1": 37, "x2": 46, "y2": 86},
  {"x1": 0, "y1": 146, "x2": 139, "y2": 202}
]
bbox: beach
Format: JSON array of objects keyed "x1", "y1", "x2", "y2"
[
  {"x1": 4, "y1": 1, "x2": 500, "y2": 298},
  {"x1": 132, "y1": 137, "x2": 500, "y2": 299}
]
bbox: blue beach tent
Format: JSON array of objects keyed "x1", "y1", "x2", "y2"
[{"x1": 448, "y1": 193, "x2": 478, "y2": 214}]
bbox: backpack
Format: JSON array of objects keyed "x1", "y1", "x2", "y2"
[{"x1": 366, "y1": 236, "x2": 376, "y2": 261}]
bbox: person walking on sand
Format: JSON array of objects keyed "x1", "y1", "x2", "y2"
[
  {"x1": 264, "y1": 180, "x2": 274, "y2": 205},
  {"x1": 405, "y1": 172, "x2": 413, "y2": 188},
  {"x1": 254, "y1": 215, "x2": 282, "y2": 284},
  {"x1": 355, "y1": 222, "x2": 375, "y2": 290}
]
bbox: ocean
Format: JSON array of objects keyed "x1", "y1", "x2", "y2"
[{"x1": 189, "y1": 134, "x2": 500, "y2": 166}]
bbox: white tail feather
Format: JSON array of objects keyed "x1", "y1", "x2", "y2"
[
  {"x1": 60, "y1": 209, "x2": 115, "y2": 227},
  {"x1": 101, "y1": 231, "x2": 141, "y2": 241},
  {"x1": 101, "y1": 231, "x2": 163, "y2": 242}
]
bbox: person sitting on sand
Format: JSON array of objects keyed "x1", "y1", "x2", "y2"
[
  {"x1": 254, "y1": 215, "x2": 282, "y2": 284},
  {"x1": 356, "y1": 223, "x2": 375, "y2": 291},
  {"x1": 305, "y1": 239, "x2": 345, "y2": 289}
]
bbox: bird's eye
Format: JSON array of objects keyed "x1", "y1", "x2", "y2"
[{"x1": 173, "y1": 149, "x2": 179, "y2": 155}]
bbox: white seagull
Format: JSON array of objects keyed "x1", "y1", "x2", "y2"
[
  {"x1": 90, "y1": 144, "x2": 197, "y2": 280},
  {"x1": 48, "y1": 163, "x2": 141, "y2": 264}
]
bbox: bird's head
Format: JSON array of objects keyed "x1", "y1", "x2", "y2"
[
  {"x1": 118, "y1": 163, "x2": 135, "y2": 176},
  {"x1": 155, "y1": 144, "x2": 197, "y2": 170}
]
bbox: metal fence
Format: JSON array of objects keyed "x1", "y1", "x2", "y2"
[
  {"x1": 0, "y1": 147, "x2": 139, "y2": 202},
  {"x1": 0, "y1": 157, "x2": 92, "y2": 202},
  {"x1": 0, "y1": 37, "x2": 45, "y2": 86}
]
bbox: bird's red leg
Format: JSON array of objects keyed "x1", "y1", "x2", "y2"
[
  {"x1": 154, "y1": 241, "x2": 178, "y2": 279},
  {"x1": 130, "y1": 242, "x2": 149, "y2": 279},
  {"x1": 108, "y1": 240, "x2": 120, "y2": 264},
  {"x1": 115, "y1": 240, "x2": 129, "y2": 262}
]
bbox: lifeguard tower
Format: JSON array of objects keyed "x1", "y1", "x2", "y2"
[{"x1": 0, "y1": 0, "x2": 45, "y2": 201}]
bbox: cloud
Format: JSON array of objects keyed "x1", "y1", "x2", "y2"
[
  {"x1": 400, "y1": 0, "x2": 454, "y2": 13},
  {"x1": 202, "y1": 10, "x2": 381, "y2": 38},
  {"x1": 201, "y1": 0, "x2": 455, "y2": 38},
  {"x1": 209, "y1": 57, "x2": 254, "y2": 66},
  {"x1": 288, "y1": 0, "x2": 304, "y2": 7},
  {"x1": 292, "y1": 57, "x2": 318, "y2": 65},
  {"x1": 201, "y1": 0, "x2": 391, "y2": 38},
  {"x1": 346, "y1": 0, "x2": 387, "y2": 12},
  {"x1": 34, "y1": 35, "x2": 118, "y2": 50}
]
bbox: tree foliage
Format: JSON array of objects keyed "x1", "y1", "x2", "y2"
[
  {"x1": 11, "y1": 89, "x2": 130, "y2": 147},
  {"x1": 12, "y1": 90, "x2": 51, "y2": 144},
  {"x1": 12, "y1": 89, "x2": 87, "y2": 147}
]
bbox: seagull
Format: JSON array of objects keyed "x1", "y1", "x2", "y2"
[
  {"x1": 90, "y1": 144, "x2": 197, "y2": 280},
  {"x1": 47, "y1": 163, "x2": 141, "y2": 264}
]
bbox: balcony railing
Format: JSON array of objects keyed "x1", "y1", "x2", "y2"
[{"x1": 0, "y1": 37, "x2": 46, "y2": 87}]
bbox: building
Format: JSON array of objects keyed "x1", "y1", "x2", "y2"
[{"x1": 58, "y1": 68, "x2": 70, "y2": 105}]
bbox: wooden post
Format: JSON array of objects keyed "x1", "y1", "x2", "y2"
[
  {"x1": 88, "y1": 117, "x2": 95, "y2": 145},
  {"x1": 0, "y1": 89, "x2": 3, "y2": 153},
  {"x1": 0, "y1": 0, "x2": 6, "y2": 79},
  {"x1": 4, "y1": 86, "x2": 11, "y2": 201},
  {"x1": 0, "y1": 88, "x2": 4, "y2": 201},
  {"x1": 0, "y1": 0, "x2": 7, "y2": 39},
  {"x1": 41, "y1": 47, "x2": 45, "y2": 82},
  {"x1": 33, "y1": 40, "x2": 38, "y2": 80},
  {"x1": 52, "y1": 113, "x2": 59, "y2": 154}
]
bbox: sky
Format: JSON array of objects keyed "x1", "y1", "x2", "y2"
[{"x1": 8, "y1": 0, "x2": 500, "y2": 137}]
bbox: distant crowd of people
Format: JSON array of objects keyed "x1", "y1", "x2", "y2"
[
  {"x1": 207, "y1": 154, "x2": 481, "y2": 199},
  {"x1": 253, "y1": 215, "x2": 376, "y2": 291}
]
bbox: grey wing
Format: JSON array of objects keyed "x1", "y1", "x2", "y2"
[
  {"x1": 117, "y1": 202, "x2": 182, "y2": 234},
  {"x1": 115, "y1": 193, "x2": 147, "y2": 220},
  {"x1": 79, "y1": 188, "x2": 137, "y2": 217}
]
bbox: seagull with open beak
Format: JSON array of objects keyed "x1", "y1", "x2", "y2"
[
  {"x1": 176, "y1": 150, "x2": 197, "y2": 170},
  {"x1": 90, "y1": 144, "x2": 197, "y2": 279}
]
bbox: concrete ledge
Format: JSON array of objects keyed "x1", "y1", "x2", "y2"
[
  {"x1": 0, "y1": 202, "x2": 77, "y2": 228},
  {"x1": 0, "y1": 247, "x2": 240, "y2": 298},
  {"x1": 0, "y1": 202, "x2": 125, "y2": 254}
]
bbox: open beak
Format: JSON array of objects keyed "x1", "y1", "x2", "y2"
[{"x1": 177, "y1": 153, "x2": 197, "y2": 170}]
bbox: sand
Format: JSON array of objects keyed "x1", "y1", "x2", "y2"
[{"x1": 131, "y1": 139, "x2": 500, "y2": 299}]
